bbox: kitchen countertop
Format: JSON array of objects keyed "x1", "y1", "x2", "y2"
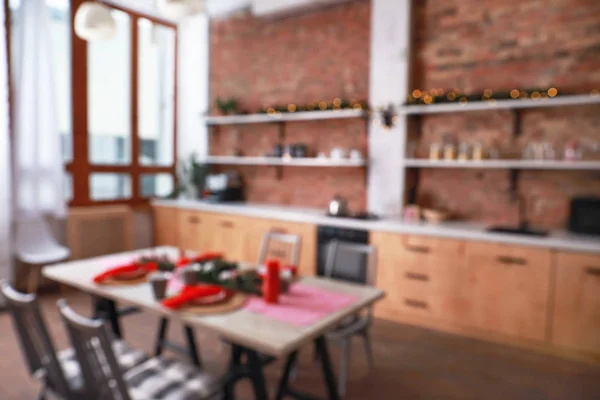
[{"x1": 152, "y1": 199, "x2": 600, "y2": 255}]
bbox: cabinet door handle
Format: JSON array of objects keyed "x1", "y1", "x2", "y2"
[
  {"x1": 585, "y1": 267, "x2": 600, "y2": 276},
  {"x1": 496, "y1": 255, "x2": 527, "y2": 265},
  {"x1": 406, "y1": 245, "x2": 430, "y2": 254},
  {"x1": 404, "y1": 298, "x2": 428, "y2": 309},
  {"x1": 187, "y1": 216, "x2": 200, "y2": 224},
  {"x1": 220, "y1": 221, "x2": 234, "y2": 228},
  {"x1": 271, "y1": 227, "x2": 287, "y2": 234},
  {"x1": 404, "y1": 272, "x2": 429, "y2": 282}
]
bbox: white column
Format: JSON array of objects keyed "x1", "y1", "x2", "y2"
[
  {"x1": 177, "y1": 14, "x2": 210, "y2": 161},
  {"x1": 367, "y1": 0, "x2": 412, "y2": 217}
]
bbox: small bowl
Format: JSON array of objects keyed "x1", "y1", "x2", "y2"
[{"x1": 422, "y1": 208, "x2": 450, "y2": 224}]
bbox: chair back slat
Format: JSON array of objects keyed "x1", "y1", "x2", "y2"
[
  {"x1": 0, "y1": 280, "x2": 71, "y2": 398},
  {"x1": 258, "y1": 231, "x2": 302, "y2": 266},
  {"x1": 57, "y1": 299, "x2": 131, "y2": 400},
  {"x1": 325, "y1": 241, "x2": 377, "y2": 286}
]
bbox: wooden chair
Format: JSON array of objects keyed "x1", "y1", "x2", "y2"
[
  {"x1": 0, "y1": 280, "x2": 147, "y2": 400},
  {"x1": 258, "y1": 231, "x2": 302, "y2": 266},
  {"x1": 58, "y1": 299, "x2": 222, "y2": 400}
]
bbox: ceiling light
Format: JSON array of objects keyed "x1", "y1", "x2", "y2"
[
  {"x1": 74, "y1": 2, "x2": 116, "y2": 41},
  {"x1": 157, "y1": 0, "x2": 206, "y2": 20}
]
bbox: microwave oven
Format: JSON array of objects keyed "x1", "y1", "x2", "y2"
[{"x1": 568, "y1": 197, "x2": 600, "y2": 236}]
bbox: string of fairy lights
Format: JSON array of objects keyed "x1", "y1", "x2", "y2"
[{"x1": 245, "y1": 87, "x2": 600, "y2": 128}]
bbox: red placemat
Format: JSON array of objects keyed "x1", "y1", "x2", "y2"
[{"x1": 245, "y1": 283, "x2": 358, "y2": 327}]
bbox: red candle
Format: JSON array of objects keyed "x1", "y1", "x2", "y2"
[{"x1": 263, "y1": 259, "x2": 280, "y2": 304}]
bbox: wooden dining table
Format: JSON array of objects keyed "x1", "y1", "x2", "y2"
[{"x1": 42, "y1": 246, "x2": 384, "y2": 400}]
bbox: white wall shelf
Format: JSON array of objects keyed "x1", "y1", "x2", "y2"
[
  {"x1": 404, "y1": 159, "x2": 600, "y2": 171},
  {"x1": 204, "y1": 156, "x2": 367, "y2": 167},
  {"x1": 205, "y1": 109, "x2": 367, "y2": 125},
  {"x1": 401, "y1": 94, "x2": 600, "y2": 115}
]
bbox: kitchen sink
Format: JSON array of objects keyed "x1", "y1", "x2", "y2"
[{"x1": 486, "y1": 226, "x2": 549, "y2": 237}]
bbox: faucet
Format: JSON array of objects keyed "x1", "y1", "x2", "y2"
[{"x1": 512, "y1": 192, "x2": 530, "y2": 230}]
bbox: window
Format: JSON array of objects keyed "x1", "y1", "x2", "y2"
[
  {"x1": 8, "y1": 0, "x2": 178, "y2": 206},
  {"x1": 87, "y1": 9, "x2": 131, "y2": 166},
  {"x1": 68, "y1": 1, "x2": 178, "y2": 205}
]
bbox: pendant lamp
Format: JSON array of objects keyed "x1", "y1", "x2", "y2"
[
  {"x1": 157, "y1": 0, "x2": 205, "y2": 20},
  {"x1": 74, "y1": 1, "x2": 116, "y2": 41}
]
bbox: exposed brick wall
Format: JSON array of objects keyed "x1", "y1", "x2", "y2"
[
  {"x1": 210, "y1": 0, "x2": 600, "y2": 226},
  {"x1": 413, "y1": 0, "x2": 600, "y2": 229},
  {"x1": 413, "y1": 0, "x2": 600, "y2": 93},
  {"x1": 209, "y1": 0, "x2": 370, "y2": 211}
]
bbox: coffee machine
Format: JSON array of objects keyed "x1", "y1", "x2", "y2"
[{"x1": 204, "y1": 171, "x2": 244, "y2": 203}]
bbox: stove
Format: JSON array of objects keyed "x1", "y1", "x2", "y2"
[{"x1": 326, "y1": 212, "x2": 380, "y2": 221}]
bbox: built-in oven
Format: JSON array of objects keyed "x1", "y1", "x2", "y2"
[{"x1": 316, "y1": 225, "x2": 369, "y2": 284}]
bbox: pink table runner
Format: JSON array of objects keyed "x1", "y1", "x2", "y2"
[{"x1": 245, "y1": 283, "x2": 358, "y2": 327}]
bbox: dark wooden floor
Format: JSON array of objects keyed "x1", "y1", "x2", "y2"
[{"x1": 1, "y1": 290, "x2": 599, "y2": 400}]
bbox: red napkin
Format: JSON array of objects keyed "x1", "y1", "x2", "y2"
[
  {"x1": 93, "y1": 262, "x2": 158, "y2": 284},
  {"x1": 176, "y1": 252, "x2": 223, "y2": 268},
  {"x1": 161, "y1": 285, "x2": 231, "y2": 309}
]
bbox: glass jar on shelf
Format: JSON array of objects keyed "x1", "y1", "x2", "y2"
[
  {"x1": 563, "y1": 140, "x2": 582, "y2": 161},
  {"x1": 457, "y1": 143, "x2": 470, "y2": 161},
  {"x1": 429, "y1": 143, "x2": 442, "y2": 160},
  {"x1": 472, "y1": 142, "x2": 485, "y2": 160},
  {"x1": 522, "y1": 143, "x2": 536, "y2": 160},
  {"x1": 542, "y1": 142, "x2": 556, "y2": 160},
  {"x1": 443, "y1": 143, "x2": 456, "y2": 160}
]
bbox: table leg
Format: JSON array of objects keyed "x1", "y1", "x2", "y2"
[
  {"x1": 223, "y1": 344, "x2": 270, "y2": 400},
  {"x1": 315, "y1": 336, "x2": 340, "y2": 400},
  {"x1": 275, "y1": 351, "x2": 298, "y2": 400},
  {"x1": 184, "y1": 325, "x2": 202, "y2": 368},
  {"x1": 93, "y1": 298, "x2": 122, "y2": 339},
  {"x1": 154, "y1": 317, "x2": 169, "y2": 356},
  {"x1": 154, "y1": 318, "x2": 202, "y2": 367},
  {"x1": 275, "y1": 336, "x2": 340, "y2": 400},
  {"x1": 247, "y1": 350, "x2": 269, "y2": 400}
]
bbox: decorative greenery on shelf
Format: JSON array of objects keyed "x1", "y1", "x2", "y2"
[
  {"x1": 216, "y1": 97, "x2": 240, "y2": 115},
  {"x1": 404, "y1": 87, "x2": 600, "y2": 106},
  {"x1": 258, "y1": 98, "x2": 368, "y2": 115},
  {"x1": 209, "y1": 87, "x2": 599, "y2": 131}
]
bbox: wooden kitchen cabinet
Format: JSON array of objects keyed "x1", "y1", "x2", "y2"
[
  {"x1": 177, "y1": 210, "x2": 213, "y2": 252},
  {"x1": 371, "y1": 232, "x2": 466, "y2": 322},
  {"x1": 207, "y1": 214, "x2": 248, "y2": 262},
  {"x1": 463, "y1": 242, "x2": 551, "y2": 341},
  {"x1": 152, "y1": 206, "x2": 180, "y2": 247},
  {"x1": 551, "y1": 252, "x2": 600, "y2": 355}
]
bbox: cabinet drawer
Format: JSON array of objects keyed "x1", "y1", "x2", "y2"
[
  {"x1": 552, "y1": 252, "x2": 600, "y2": 355},
  {"x1": 467, "y1": 242, "x2": 549, "y2": 267},
  {"x1": 403, "y1": 235, "x2": 465, "y2": 255}
]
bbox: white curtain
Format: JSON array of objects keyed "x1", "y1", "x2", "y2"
[
  {"x1": 1, "y1": 0, "x2": 14, "y2": 298},
  {"x1": 12, "y1": 0, "x2": 66, "y2": 220}
]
